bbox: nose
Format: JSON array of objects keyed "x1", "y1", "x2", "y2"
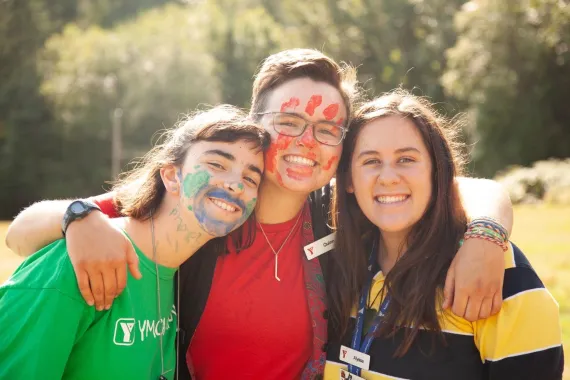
[
  {"x1": 224, "y1": 177, "x2": 245, "y2": 195},
  {"x1": 376, "y1": 165, "x2": 401, "y2": 186},
  {"x1": 296, "y1": 125, "x2": 317, "y2": 149}
]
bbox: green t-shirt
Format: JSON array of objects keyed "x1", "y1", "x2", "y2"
[{"x1": 0, "y1": 237, "x2": 177, "y2": 379}]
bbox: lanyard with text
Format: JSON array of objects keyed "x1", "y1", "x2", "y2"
[{"x1": 347, "y1": 240, "x2": 390, "y2": 376}]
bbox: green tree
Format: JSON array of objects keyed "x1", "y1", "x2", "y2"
[
  {"x1": 200, "y1": 0, "x2": 303, "y2": 106},
  {"x1": 443, "y1": 0, "x2": 570, "y2": 176},
  {"x1": 0, "y1": 0, "x2": 78, "y2": 218},
  {"x1": 38, "y1": 4, "x2": 221, "y2": 197},
  {"x1": 0, "y1": 0, "x2": 176, "y2": 217}
]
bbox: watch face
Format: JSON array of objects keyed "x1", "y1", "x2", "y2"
[{"x1": 70, "y1": 201, "x2": 86, "y2": 215}]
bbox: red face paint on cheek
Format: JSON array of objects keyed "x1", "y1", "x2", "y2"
[
  {"x1": 280, "y1": 97, "x2": 300, "y2": 112},
  {"x1": 276, "y1": 172, "x2": 284, "y2": 186},
  {"x1": 264, "y1": 134, "x2": 294, "y2": 173},
  {"x1": 337, "y1": 117, "x2": 345, "y2": 127},
  {"x1": 305, "y1": 95, "x2": 322, "y2": 116},
  {"x1": 323, "y1": 155, "x2": 339, "y2": 171},
  {"x1": 323, "y1": 103, "x2": 340, "y2": 120}
]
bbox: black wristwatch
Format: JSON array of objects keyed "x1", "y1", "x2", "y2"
[{"x1": 62, "y1": 199, "x2": 102, "y2": 236}]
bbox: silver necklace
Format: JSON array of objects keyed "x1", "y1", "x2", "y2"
[
  {"x1": 257, "y1": 211, "x2": 302, "y2": 282},
  {"x1": 150, "y1": 214, "x2": 180, "y2": 380}
]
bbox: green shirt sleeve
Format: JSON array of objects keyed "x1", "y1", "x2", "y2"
[{"x1": 0, "y1": 240, "x2": 94, "y2": 379}]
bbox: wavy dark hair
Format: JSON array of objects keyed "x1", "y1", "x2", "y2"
[
  {"x1": 112, "y1": 104, "x2": 271, "y2": 256},
  {"x1": 328, "y1": 89, "x2": 468, "y2": 356}
]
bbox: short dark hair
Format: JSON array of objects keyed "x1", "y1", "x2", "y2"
[{"x1": 250, "y1": 49, "x2": 359, "y2": 122}]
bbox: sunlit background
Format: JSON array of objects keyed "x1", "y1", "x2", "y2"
[{"x1": 1, "y1": 0, "x2": 569, "y2": 376}]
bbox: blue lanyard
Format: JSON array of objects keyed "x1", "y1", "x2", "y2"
[{"x1": 348, "y1": 241, "x2": 390, "y2": 376}]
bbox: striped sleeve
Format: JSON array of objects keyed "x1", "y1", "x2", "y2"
[{"x1": 473, "y1": 243, "x2": 564, "y2": 380}]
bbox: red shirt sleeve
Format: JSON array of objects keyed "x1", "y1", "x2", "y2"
[{"x1": 89, "y1": 192, "x2": 120, "y2": 218}]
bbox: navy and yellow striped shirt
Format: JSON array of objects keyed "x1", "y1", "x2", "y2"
[{"x1": 325, "y1": 242, "x2": 564, "y2": 380}]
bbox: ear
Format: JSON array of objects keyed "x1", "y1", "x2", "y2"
[{"x1": 160, "y1": 165, "x2": 181, "y2": 195}]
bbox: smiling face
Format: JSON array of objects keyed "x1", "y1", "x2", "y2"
[
  {"x1": 260, "y1": 78, "x2": 347, "y2": 194},
  {"x1": 175, "y1": 139, "x2": 264, "y2": 237},
  {"x1": 349, "y1": 115, "x2": 433, "y2": 235}
]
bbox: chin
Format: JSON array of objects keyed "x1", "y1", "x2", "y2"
[
  {"x1": 375, "y1": 219, "x2": 415, "y2": 234},
  {"x1": 273, "y1": 170, "x2": 329, "y2": 194}
]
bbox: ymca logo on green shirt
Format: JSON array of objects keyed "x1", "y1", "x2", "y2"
[
  {"x1": 114, "y1": 318, "x2": 136, "y2": 345},
  {"x1": 112, "y1": 305, "x2": 177, "y2": 346}
]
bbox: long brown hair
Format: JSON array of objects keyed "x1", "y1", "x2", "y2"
[{"x1": 328, "y1": 89, "x2": 468, "y2": 356}]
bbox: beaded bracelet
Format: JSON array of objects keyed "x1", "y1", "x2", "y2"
[{"x1": 464, "y1": 217, "x2": 509, "y2": 251}]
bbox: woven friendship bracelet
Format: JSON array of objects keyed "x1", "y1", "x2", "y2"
[
  {"x1": 465, "y1": 217, "x2": 509, "y2": 251},
  {"x1": 464, "y1": 233, "x2": 508, "y2": 251},
  {"x1": 468, "y1": 217, "x2": 508, "y2": 241}
]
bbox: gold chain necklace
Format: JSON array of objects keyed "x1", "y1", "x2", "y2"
[{"x1": 257, "y1": 211, "x2": 302, "y2": 282}]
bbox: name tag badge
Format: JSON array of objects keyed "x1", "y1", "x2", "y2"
[
  {"x1": 304, "y1": 232, "x2": 336, "y2": 260},
  {"x1": 339, "y1": 345, "x2": 370, "y2": 370},
  {"x1": 340, "y1": 368, "x2": 366, "y2": 380}
]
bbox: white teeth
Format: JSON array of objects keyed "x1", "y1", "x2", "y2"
[
  {"x1": 211, "y1": 199, "x2": 237, "y2": 212},
  {"x1": 375, "y1": 195, "x2": 409, "y2": 204},
  {"x1": 284, "y1": 155, "x2": 316, "y2": 167}
]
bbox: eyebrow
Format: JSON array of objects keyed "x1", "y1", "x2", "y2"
[
  {"x1": 357, "y1": 147, "x2": 421, "y2": 159},
  {"x1": 280, "y1": 111, "x2": 339, "y2": 125},
  {"x1": 204, "y1": 149, "x2": 263, "y2": 177},
  {"x1": 203, "y1": 149, "x2": 235, "y2": 160},
  {"x1": 247, "y1": 164, "x2": 262, "y2": 177}
]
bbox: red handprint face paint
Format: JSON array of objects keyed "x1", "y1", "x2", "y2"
[{"x1": 260, "y1": 78, "x2": 347, "y2": 194}]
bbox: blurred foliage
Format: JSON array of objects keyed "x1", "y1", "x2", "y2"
[
  {"x1": 0, "y1": 0, "x2": 569, "y2": 217},
  {"x1": 495, "y1": 159, "x2": 570, "y2": 205},
  {"x1": 443, "y1": 0, "x2": 570, "y2": 177}
]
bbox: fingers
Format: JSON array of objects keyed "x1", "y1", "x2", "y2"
[
  {"x1": 442, "y1": 263, "x2": 456, "y2": 309},
  {"x1": 116, "y1": 266, "x2": 127, "y2": 298},
  {"x1": 451, "y1": 290, "x2": 469, "y2": 319},
  {"x1": 89, "y1": 271, "x2": 106, "y2": 311},
  {"x1": 101, "y1": 265, "x2": 118, "y2": 309},
  {"x1": 463, "y1": 295, "x2": 484, "y2": 322},
  {"x1": 477, "y1": 295, "x2": 494, "y2": 320},
  {"x1": 76, "y1": 269, "x2": 95, "y2": 307},
  {"x1": 491, "y1": 291, "x2": 503, "y2": 315},
  {"x1": 126, "y1": 243, "x2": 142, "y2": 280}
]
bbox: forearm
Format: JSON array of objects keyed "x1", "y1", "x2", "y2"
[
  {"x1": 455, "y1": 177, "x2": 513, "y2": 236},
  {"x1": 5, "y1": 200, "x2": 71, "y2": 256}
]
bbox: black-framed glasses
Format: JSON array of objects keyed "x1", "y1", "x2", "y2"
[{"x1": 257, "y1": 112, "x2": 347, "y2": 146}]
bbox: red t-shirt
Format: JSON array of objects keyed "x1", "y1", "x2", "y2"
[
  {"x1": 188, "y1": 215, "x2": 313, "y2": 380},
  {"x1": 90, "y1": 193, "x2": 119, "y2": 218}
]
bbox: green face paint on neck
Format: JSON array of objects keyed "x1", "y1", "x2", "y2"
[{"x1": 183, "y1": 170, "x2": 211, "y2": 199}]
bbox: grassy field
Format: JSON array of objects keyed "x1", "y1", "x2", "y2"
[{"x1": 1, "y1": 204, "x2": 569, "y2": 375}]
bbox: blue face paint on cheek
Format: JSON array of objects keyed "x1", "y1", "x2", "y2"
[
  {"x1": 193, "y1": 188, "x2": 254, "y2": 237},
  {"x1": 179, "y1": 165, "x2": 257, "y2": 237}
]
